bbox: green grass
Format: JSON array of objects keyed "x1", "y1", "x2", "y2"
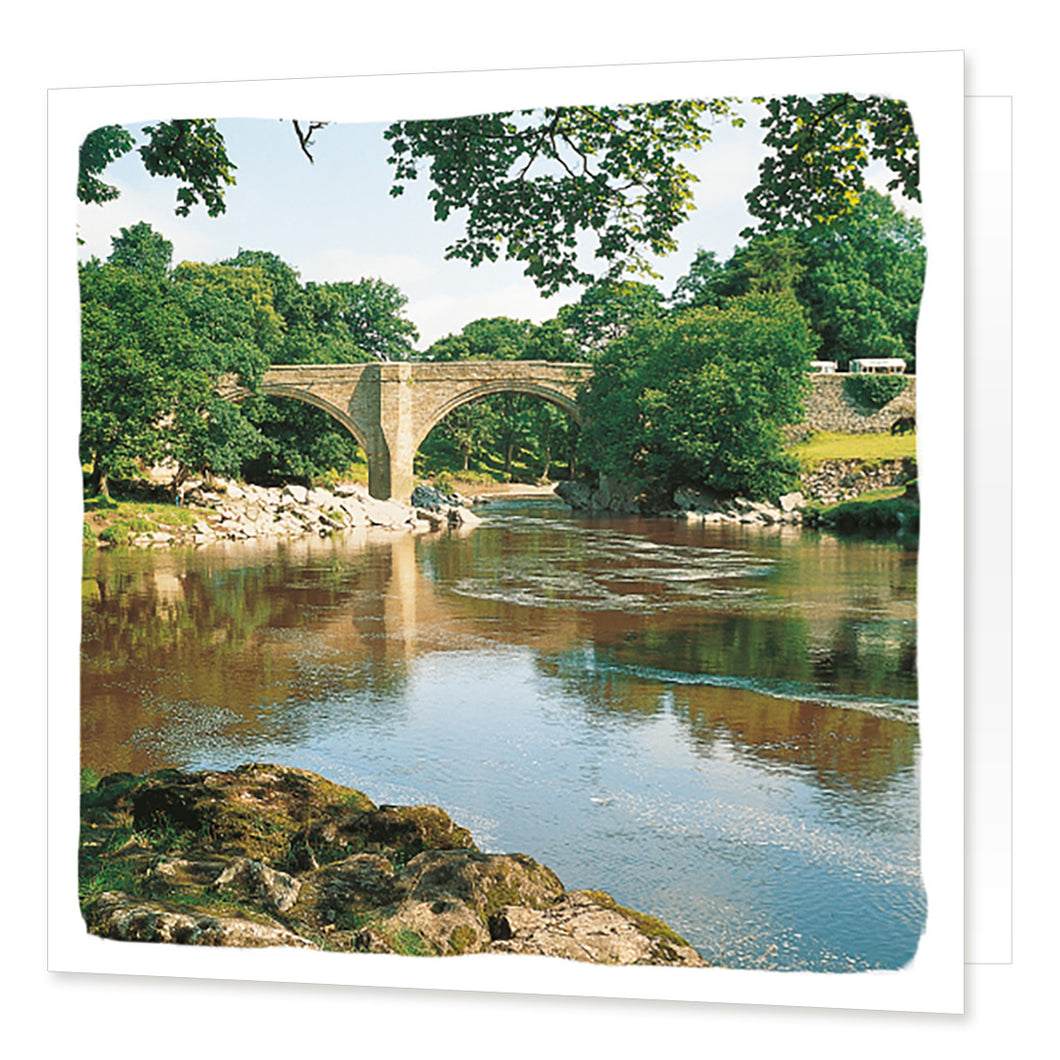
[
  {"x1": 317, "y1": 456, "x2": 370, "y2": 489},
  {"x1": 807, "y1": 494, "x2": 919, "y2": 534},
  {"x1": 786, "y1": 430, "x2": 916, "y2": 469}
]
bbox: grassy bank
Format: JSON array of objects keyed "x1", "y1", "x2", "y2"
[
  {"x1": 805, "y1": 489, "x2": 919, "y2": 535},
  {"x1": 83, "y1": 494, "x2": 200, "y2": 546},
  {"x1": 787, "y1": 429, "x2": 916, "y2": 469}
]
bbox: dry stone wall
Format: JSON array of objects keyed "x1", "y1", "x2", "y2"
[
  {"x1": 799, "y1": 457, "x2": 915, "y2": 505},
  {"x1": 786, "y1": 374, "x2": 917, "y2": 441}
]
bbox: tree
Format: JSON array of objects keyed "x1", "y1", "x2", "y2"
[
  {"x1": 79, "y1": 97, "x2": 918, "y2": 293},
  {"x1": 424, "y1": 316, "x2": 536, "y2": 362},
  {"x1": 795, "y1": 188, "x2": 925, "y2": 368},
  {"x1": 106, "y1": 221, "x2": 173, "y2": 277},
  {"x1": 419, "y1": 316, "x2": 580, "y2": 480},
  {"x1": 310, "y1": 278, "x2": 419, "y2": 362},
  {"x1": 669, "y1": 249, "x2": 729, "y2": 310},
  {"x1": 80, "y1": 260, "x2": 180, "y2": 496},
  {"x1": 557, "y1": 279, "x2": 665, "y2": 357},
  {"x1": 79, "y1": 119, "x2": 236, "y2": 217},
  {"x1": 217, "y1": 253, "x2": 420, "y2": 483},
  {"x1": 744, "y1": 95, "x2": 919, "y2": 236},
  {"x1": 578, "y1": 292, "x2": 817, "y2": 499},
  {"x1": 384, "y1": 101, "x2": 750, "y2": 295},
  {"x1": 80, "y1": 227, "x2": 275, "y2": 494}
]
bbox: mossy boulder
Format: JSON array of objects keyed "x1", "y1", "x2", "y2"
[
  {"x1": 84, "y1": 763, "x2": 376, "y2": 867},
  {"x1": 83, "y1": 891, "x2": 315, "y2": 948},
  {"x1": 488, "y1": 890, "x2": 707, "y2": 966},
  {"x1": 396, "y1": 850, "x2": 566, "y2": 921},
  {"x1": 79, "y1": 764, "x2": 708, "y2": 967}
]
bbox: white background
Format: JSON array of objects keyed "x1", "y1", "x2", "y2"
[{"x1": 7, "y1": 4, "x2": 1045, "y2": 1055}]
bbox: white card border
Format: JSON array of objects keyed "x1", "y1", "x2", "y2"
[{"x1": 47, "y1": 51, "x2": 966, "y2": 1013}]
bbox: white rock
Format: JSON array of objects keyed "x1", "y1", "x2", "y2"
[
  {"x1": 448, "y1": 506, "x2": 482, "y2": 528},
  {"x1": 307, "y1": 487, "x2": 336, "y2": 508}
]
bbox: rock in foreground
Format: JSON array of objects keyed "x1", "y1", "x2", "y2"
[{"x1": 79, "y1": 764, "x2": 706, "y2": 967}]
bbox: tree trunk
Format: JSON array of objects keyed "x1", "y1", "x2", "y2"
[{"x1": 89, "y1": 454, "x2": 109, "y2": 499}]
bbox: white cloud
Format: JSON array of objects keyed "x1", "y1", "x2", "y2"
[
  {"x1": 410, "y1": 283, "x2": 580, "y2": 349},
  {"x1": 296, "y1": 248, "x2": 437, "y2": 288}
]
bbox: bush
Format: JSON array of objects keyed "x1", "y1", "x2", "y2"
[
  {"x1": 578, "y1": 292, "x2": 816, "y2": 500},
  {"x1": 842, "y1": 374, "x2": 909, "y2": 411},
  {"x1": 98, "y1": 523, "x2": 131, "y2": 546},
  {"x1": 810, "y1": 496, "x2": 919, "y2": 534}
]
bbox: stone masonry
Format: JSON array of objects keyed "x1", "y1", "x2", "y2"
[{"x1": 220, "y1": 361, "x2": 590, "y2": 501}]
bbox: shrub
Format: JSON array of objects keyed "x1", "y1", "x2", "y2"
[
  {"x1": 98, "y1": 523, "x2": 131, "y2": 546},
  {"x1": 842, "y1": 374, "x2": 909, "y2": 411}
]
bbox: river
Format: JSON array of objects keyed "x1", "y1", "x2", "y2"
[{"x1": 80, "y1": 497, "x2": 923, "y2": 972}]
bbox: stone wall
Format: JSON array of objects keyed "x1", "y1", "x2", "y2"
[
  {"x1": 786, "y1": 374, "x2": 917, "y2": 440},
  {"x1": 799, "y1": 457, "x2": 916, "y2": 504}
]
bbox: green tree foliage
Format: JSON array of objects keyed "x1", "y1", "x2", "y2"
[
  {"x1": 578, "y1": 292, "x2": 817, "y2": 499},
  {"x1": 419, "y1": 317, "x2": 579, "y2": 480},
  {"x1": 669, "y1": 249, "x2": 730, "y2": 310},
  {"x1": 80, "y1": 261, "x2": 180, "y2": 495},
  {"x1": 745, "y1": 95, "x2": 919, "y2": 235},
  {"x1": 80, "y1": 227, "x2": 274, "y2": 494},
  {"x1": 424, "y1": 316, "x2": 536, "y2": 362},
  {"x1": 795, "y1": 189, "x2": 925, "y2": 367},
  {"x1": 78, "y1": 126, "x2": 136, "y2": 206},
  {"x1": 217, "y1": 252, "x2": 420, "y2": 483},
  {"x1": 557, "y1": 279, "x2": 665, "y2": 357},
  {"x1": 312, "y1": 278, "x2": 420, "y2": 362},
  {"x1": 385, "y1": 101, "x2": 750, "y2": 296},
  {"x1": 79, "y1": 97, "x2": 917, "y2": 293},
  {"x1": 107, "y1": 222, "x2": 174, "y2": 278},
  {"x1": 80, "y1": 120, "x2": 236, "y2": 217}
]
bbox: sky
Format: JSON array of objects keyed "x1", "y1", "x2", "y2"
[{"x1": 75, "y1": 104, "x2": 914, "y2": 351}]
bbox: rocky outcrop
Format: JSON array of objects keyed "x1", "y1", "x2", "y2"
[
  {"x1": 557, "y1": 455, "x2": 916, "y2": 525},
  {"x1": 553, "y1": 476, "x2": 668, "y2": 515},
  {"x1": 95, "y1": 479, "x2": 482, "y2": 548},
  {"x1": 79, "y1": 764, "x2": 706, "y2": 967},
  {"x1": 557, "y1": 479, "x2": 807, "y2": 526},
  {"x1": 410, "y1": 483, "x2": 483, "y2": 530}
]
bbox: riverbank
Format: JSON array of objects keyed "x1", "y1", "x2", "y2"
[
  {"x1": 79, "y1": 763, "x2": 706, "y2": 966},
  {"x1": 83, "y1": 479, "x2": 481, "y2": 548}
]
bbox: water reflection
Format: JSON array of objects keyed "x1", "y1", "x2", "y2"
[{"x1": 81, "y1": 502, "x2": 922, "y2": 970}]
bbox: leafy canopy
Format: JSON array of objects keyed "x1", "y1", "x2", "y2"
[
  {"x1": 78, "y1": 96, "x2": 918, "y2": 294},
  {"x1": 385, "y1": 100, "x2": 749, "y2": 295},
  {"x1": 745, "y1": 95, "x2": 919, "y2": 235},
  {"x1": 578, "y1": 292, "x2": 817, "y2": 499},
  {"x1": 80, "y1": 225, "x2": 278, "y2": 492}
]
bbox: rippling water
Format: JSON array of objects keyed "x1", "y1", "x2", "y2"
[{"x1": 81, "y1": 498, "x2": 923, "y2": 971}]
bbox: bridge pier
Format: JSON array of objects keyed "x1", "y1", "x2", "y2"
[{"x1": 369, "y1": 363, "x2": 417, "y2": 503}]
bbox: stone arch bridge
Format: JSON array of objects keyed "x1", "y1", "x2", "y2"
[{"x1": 219, "y1": 361, "x2": 592, "y2": 501}]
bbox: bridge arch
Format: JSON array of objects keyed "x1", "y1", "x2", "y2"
[
  {"x1": 412, "y1": 379, "x2": 583, "y2": 453},
  {"x1": 253, "y1": 382, "x2": 376, "y2": 456}
]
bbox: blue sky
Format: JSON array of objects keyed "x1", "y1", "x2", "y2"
[{"x1": 75, "y1": 106, "x2": 911, "y2": 350}]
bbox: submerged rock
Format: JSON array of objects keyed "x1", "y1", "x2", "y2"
[{"x1": 79, "y1": 764, "x2": 707, "y2": 966}]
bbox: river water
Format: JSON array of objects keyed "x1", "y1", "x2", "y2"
[{"x1": 81, "y1": 498, "x2": 923, "y2": 972}]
